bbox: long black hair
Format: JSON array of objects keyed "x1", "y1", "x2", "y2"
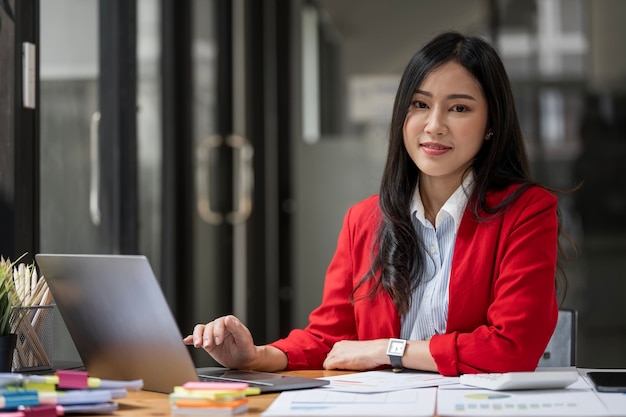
[{"x1": 353, "y1": 31, "x2": 570, "y2": 315}]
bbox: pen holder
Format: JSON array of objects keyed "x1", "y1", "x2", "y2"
[{"x1": 11, "y1": 305, "x2": 54, "y2": 372}]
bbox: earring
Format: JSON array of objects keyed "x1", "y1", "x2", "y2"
[{"x1": 485, "y1": 131, "x2": 494, "y2": 140}]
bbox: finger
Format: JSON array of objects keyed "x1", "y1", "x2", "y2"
[
  {"x1": 211, "y1": 316, "x2": 232, "y2": 346},
  {"x1": 182, "y1": 335, "x2": 194, "y2": 345},
  {"x1": 221, "y1": 315, "x2": 242, "y2": 342},
  {"x1": 202, "y1": 320, "x2": 218, "y2": 348},
  {"x1": 191, "y1": 324, "x2": 207, "y2": 347},
  {"x1": 322, "y1": 350, "x2": 334, "y2": 370},
  {"x1": 215, "y1": 315, "x2": 243, "y2": 345}
]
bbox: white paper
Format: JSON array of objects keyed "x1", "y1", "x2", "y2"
[
  {"x1": 320, "y1": 370, "x2": 458, "y2": 393},
  {"x1": 594, "y1": 392, "x2": 626, "y2": 416},
  {"x1": 436, "y1": 388, "x2": 610, "y2": 416},
  {"x1": 261, "y1": 387, "x2": 437, "y2": 417}
]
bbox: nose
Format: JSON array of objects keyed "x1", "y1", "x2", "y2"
[{"x1": 424, "y1": 107, "x2": 447, "y2": 136}]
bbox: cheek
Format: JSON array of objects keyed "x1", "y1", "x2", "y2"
[
  {"x1": 402, "y1": 114, "x2": 422, "y2": 143},
  {"x1": 402, "y1": 121, "x2": 418, "y2": 152},
  {"x1": 402, "y1": 118, "x2": 411, "y2": 146},
  {"x1": 458, "y1": 119, "x2": 488, "y2": 149},
  {"x1": 403, "y1": 113, "x2": 419, "y2": 130},
  {"x1": 466, "y1": 136, "x2": 486, "y2": 158}
]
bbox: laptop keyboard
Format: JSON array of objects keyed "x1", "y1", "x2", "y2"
[{"x1": 198, "y1": 374, "x2": 272, "y2": 386}]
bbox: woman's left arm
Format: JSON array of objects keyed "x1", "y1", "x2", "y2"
[
  {"x1": 322, "y1": 338, "x2": 437, "y2": 372},
  {"x1": 430, "y1": 186, "x2": 560, "y2": 376}
]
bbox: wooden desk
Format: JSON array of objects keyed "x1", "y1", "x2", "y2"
[{"x1": 115, "y1": 370, "x2": 347, "y2": 416}]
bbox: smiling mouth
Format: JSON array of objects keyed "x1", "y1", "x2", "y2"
[
  {"x1": 421, "y1": 143, "x2": 451, "y2": 150},
  {"x1": 419, "y1": 143, "x2": 452, "y2": 156}
]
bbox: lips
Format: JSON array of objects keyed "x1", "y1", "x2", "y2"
[{"x1": 420, "y1": 142, "x2": 452, "y2": 156}]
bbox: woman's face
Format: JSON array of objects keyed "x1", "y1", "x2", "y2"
[{"x1": 403, "y1": 60, "x2": 489, "y2": 184}]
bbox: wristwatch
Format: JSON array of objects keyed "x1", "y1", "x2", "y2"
[{"x1": 386, "y1": 338, "x2": 407, "y2": 372}]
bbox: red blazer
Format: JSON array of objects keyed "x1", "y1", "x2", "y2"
[{"x1": 270, "y1": 184, "x2": 559, "y2": 376}]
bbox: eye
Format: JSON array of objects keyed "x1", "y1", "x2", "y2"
[
  {"x1": 451, "y1": 105, "x2": 467, "y2": 112},
  {"x1": 411, "y1": 100, "x2": 428, "y2": 109}
]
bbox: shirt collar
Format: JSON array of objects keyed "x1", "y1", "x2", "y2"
[{"x1": 411, "y1": 172, "x2": 475, "y2": 232}]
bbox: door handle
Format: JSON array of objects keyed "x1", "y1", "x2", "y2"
[
  {"x1": 196, "y1": 134, "x2": 254, "y2": 225},
  {"x1": 226, "y1": 134, "x2": 254, "y2": 224},
  {"x1": 196, "y1": 135, "x2": 224, "y2": 225},
  {"x1": 89, "y1": 111, "x2": 101, "y2": 226}
]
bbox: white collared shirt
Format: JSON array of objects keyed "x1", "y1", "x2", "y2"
[{"x1": 400, "y1": 173, "x2": 475, "y2": 341}]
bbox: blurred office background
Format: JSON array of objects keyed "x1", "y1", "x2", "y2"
[{"x1": 1, "y1": 0, "x2": 624, "y2": 368}]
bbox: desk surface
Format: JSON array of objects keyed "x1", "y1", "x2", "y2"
[
  {"x1": 111, "y1": 368, "x2": 625, "y2": 417},
  {"x1": 115, "y1": 370, "x2": 346, "y2": 417}
]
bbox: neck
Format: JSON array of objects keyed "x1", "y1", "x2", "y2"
[{"x1": 419, "y1": 174, "x2": 465, "y2": 219}]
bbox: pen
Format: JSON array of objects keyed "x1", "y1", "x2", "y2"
[
  {"x1": 37, "y1": 390, "x2": 112, "y2": 405},
  {"x1": 0, "y1": 403, "x2": 119, "y2": 416},
  {"x1": 0, "y1": 376, "x2": 22, "y2": 389},
  {"x1": 0, "y1": 373, "x2": 100, "y2": 389},
  {"x1": 22, "y1": 375, "x2": 101, "y2": 389},
  {"x1": 1, "y1": 389, "x2": 114, "y2": 410},
  {"x1": 0, "y1": 405, "x2": 58, "y2": 417},
  {"x1": 0, "y1": 390, "x2": 40, "y2": 410},
  {"x1": 0, "y1": 372, "x2": 143, "y2": 392}
]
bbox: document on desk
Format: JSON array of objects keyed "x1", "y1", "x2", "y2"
[
  {"x1": 261, "y1": 387, "x2": 437, "y2": 417},
  {"x1": 436, "y1": 388, "x2": 611, "y2": 416},
  {"x1": 319, "y1": 370, "x2": 458, "y2": 393},
  {"x1": 594, "y1": 392, "x2": 626, "y2": 416}
]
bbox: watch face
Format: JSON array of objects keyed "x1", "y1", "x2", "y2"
[{"x1": 387, "y1": 338, "x2": 406, "y2": 356}]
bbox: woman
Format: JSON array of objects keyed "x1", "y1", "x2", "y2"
[{"x1": 184, "y1": 31, "x2": 566, "y2": 376}]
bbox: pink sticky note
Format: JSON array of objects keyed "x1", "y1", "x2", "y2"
[
  {"x1": 56, "y1": 370, "x2": 89, "y2": 389},
  {"x1": 182, "y1": 381, "x2": 249, "y2": 390}
]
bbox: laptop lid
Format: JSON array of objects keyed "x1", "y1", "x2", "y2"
[
  {"x1": 36, "y1": 254, "x2": 329, "y2": 394},
  {"x1": 36, "y1": 254, "x2": 199, "y2": 393}
]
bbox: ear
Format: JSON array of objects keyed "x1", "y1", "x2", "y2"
[{"x1": 485, "y1": 130, "x2": 494, "y2": 140}]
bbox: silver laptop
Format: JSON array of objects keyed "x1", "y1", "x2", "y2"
[{"x1": 35, "y1": 254, "x2": 329, "y2": 393}]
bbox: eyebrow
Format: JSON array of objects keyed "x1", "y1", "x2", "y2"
[{"x1": 415, "y1": 89, "x2": 477, "y2": 101}]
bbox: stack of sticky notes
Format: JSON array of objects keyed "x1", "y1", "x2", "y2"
[
  {"x1": 170, "y1": 381, "x2": 261, "y2": 416},
  {"x1": 0, "y1": 370, "x2": 143, "y2": 415}
]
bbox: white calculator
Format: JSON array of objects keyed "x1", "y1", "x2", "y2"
[{"x1": 459, "y1": 371, "x2": 579, "y2": 391}]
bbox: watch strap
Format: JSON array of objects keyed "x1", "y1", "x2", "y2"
[
  {"x1": 386, "y1": 338, "x2": 407, "y2": 372},
  {"x1": 389, "y1": 352, "x2": 403, "y2": 369}
]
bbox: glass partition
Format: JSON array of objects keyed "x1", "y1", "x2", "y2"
[{"x1": 39, "y1": 0, "x2": 100, "y2": 363}]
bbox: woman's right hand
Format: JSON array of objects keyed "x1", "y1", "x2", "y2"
[{"x1": 183, "y1": 315, "x2": 257, "y2": 369}]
